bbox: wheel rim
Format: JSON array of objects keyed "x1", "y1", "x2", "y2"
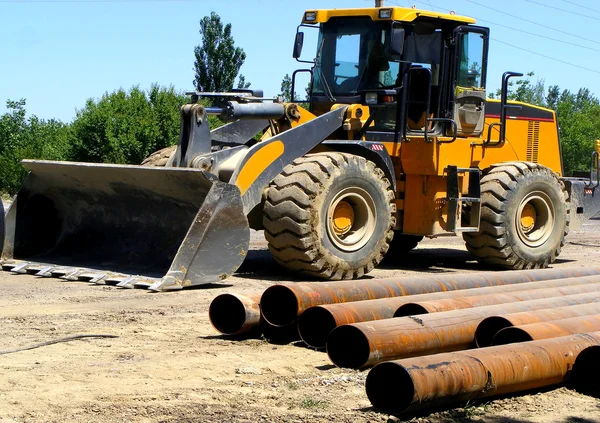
[
  {"x1": 515, "y1": 191, "x2": 555, "y2": 247},
  {"x1": 326, "y1": 187, "x2": 376, "y2": 252}
]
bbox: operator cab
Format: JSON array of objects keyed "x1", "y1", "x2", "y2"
[{"x1": 293, "y1": 7, "x2": 489, "y2": 141}]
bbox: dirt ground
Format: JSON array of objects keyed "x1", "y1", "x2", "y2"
[{"x1": 2, "y1": 218, "x2": 600, "y2": 423}]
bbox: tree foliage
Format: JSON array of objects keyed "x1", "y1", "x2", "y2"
[
  {"x1": 236, "y1": 74, "x2": 251, "y2": 90},
  {"x1": 279, "y1": 74, "x2": 311, "y2": 108},
  {"x1": 68, "y1": 85, "x2": 187, "y2": 165},
  {"x1": 0, "y1": 99, "x2": 70, "y2": 195},
  {"x1": 193, "y1": 12, "x2": 248, "y2": 92},
  {"x1": 554, "y1": 88, "x2": 600, "y2": 175},
  {"x1": 280, "y1": 74, "x2": 293, "y2": 102}
]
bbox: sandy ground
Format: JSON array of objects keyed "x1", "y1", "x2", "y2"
[{"x1": 1, "y1": 216, "x2": 600, "y2": 422}]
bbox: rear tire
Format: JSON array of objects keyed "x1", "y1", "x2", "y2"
[
  {"x1": 141, "y1": 145, "x2": 176, "y2": 167},
  {"x1": 463, "y1": 162, "x2": 569, "y2": 269},
  {"x1": 263, "y1": 152, "x2": 396, "y2": 280}
]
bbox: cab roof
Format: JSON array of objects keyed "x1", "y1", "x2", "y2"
[{"x1": 302, "y1": 7, "x2": 476, "y2": 25}]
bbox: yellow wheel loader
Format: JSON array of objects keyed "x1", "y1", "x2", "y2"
[{"x1": 2, "y1": 6, "x2": 600, "y2": 291}]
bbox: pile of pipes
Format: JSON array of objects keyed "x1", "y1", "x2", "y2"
[{"x1": 209, "y1": 267, "x2": 600, "y2": 414}]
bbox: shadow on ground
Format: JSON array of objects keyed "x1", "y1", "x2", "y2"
[
  {"x1": 235, "y1": 244, "x2": 577, "y2": 282},
  {"x1": 235, "y1": 247, "x2": 486, "y2": 281},
  {"x1": 371, "y1": 385, "x2": 600, "y2": 423}
]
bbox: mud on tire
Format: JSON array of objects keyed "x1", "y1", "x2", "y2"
[
  {"x1": 463, "y1": 162, "x2": 569, "y2": 269},
  {"x1": 263, "y1": 152, "x2": 396, "y2": 280}
]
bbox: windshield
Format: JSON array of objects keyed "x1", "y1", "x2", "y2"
[{"x1": 312, "y1": 17, "x2": 399, "y2": 96}]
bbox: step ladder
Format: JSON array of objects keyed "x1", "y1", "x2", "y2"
[{"x1": 445, "y1": 165, "x2": 481, "y2": 232}]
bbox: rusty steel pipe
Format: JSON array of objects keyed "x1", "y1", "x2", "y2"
[
  {"x1": 326, "y1": 292, "x2": 600, "y2": 369},
  {"x1": 569, "y1": 345, "x2": 600, "y2": 393},
  {"x1": 493, "y1": 314, "x2": 600, "y2": 345},
  {"x1": 475, "y1": 302, "x2": 600, "y2": 347},
  {"x1": 395, "y1": 278, "x2": 600, "y2": 316},
  {"x1": 209, "y1": 292, "x2": 262, "y2": 335},
  {"x1": 365, "y1": 332, "x2": 600, "y2": 414},
  {"x1": 298, "y1": 276, "x2": 600, "y2": 348},
  {"x1": 259, "y1": 267, "x2": 600, "y2": 327}
]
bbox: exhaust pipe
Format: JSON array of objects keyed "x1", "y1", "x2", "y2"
[
  {"x1": 475, "y1": 302, "x2": 600, "y2": 347},
  {"x1": 260, "y1": 267, "x2": 600, "y2": 327},
  {"x1": 298, "y1": 275, "x2": 600, "y2": 349},
  {"x1": 326, "y1": 291, "x2": 600, "y2": 369},
  {"x1": 365, "y1": 332, "x2": 600, "y2": 415},
  {"x1": 394, "y1": 278, "x2": 600, "y2": 316},
  {"x1": 493, "y1": 314, "x2": 600, "y2": 345},
  {"x1": 209, "y1": 292, "x2": 262, "y2": 336}
]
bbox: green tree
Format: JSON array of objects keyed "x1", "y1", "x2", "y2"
[
  {"x1": 279, "y1": 74, "x2": 293, "y2": 102},
  {"x1": 0, "y1": 99, "x2": 70, "y2": 195},
  {"x1": 279, "y1": 74, "x2": 312, "y2": 107},
  {"x1": 546, "y1": 85, "x2": 560, "y2": 110},
  {"x1": 236, "y1": 74, "x2": 251, "y2": 90},
  {"x1": 193, "y1": 12, "x2": 248, "y2": 92},
  {"x1": 554, "y1": 88, "x2": 600, "y2": 175},
  {"x1": 489, "y1": 72, "x2": 546, "y2": 107},
  {"x1": 69, "y1": 85, "x2": 188, "y2": 165}
]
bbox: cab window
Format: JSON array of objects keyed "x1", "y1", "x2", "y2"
[{"x1": 457, "y1": 32, "x2": 485, "y2": 88}]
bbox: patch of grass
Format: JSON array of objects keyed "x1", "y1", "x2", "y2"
[
  {"x1": 299, "y1": 397, "x2": 328, "y2": 410},
  {"x1": 450, "y1": 402, "x2": 490, "y2": 419},
  {"x1": 286, "y1": 381, "x2": 299, "y2": 390}
]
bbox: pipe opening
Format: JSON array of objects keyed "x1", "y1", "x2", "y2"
[
  {"x1": 570, "y1": 346, "x2": 600, "y2": 394},
  {"x1": 394, "y1": 303, "x2": 429, "y2": 317},
  {"x1": 327, "y1": 325, "x2": 371, "y2": 369},
  {"x1": 209, "y1": 294, "x2": 249, "y2": 335},
  {"x1": 366, "y1": 361, "x2": 414, "y2": 414},
  {"x1": 260, "y1": 285, "x2": 299, "y2": 327},
  {"x1": 475, "y1": 316, "x2": 514, "y2": 347},
  {"x1": 491, "y1": 327, "x2": 534, "y2": 345},
  {"x1": 298, "y1": 307, "x2": 337, "y2": 349}
]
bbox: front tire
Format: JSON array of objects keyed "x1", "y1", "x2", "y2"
[
  {"x1": 463, "y1": 162, "x2": 569, "y2": 269},
  {"x1": 263, "y1": 152, "x2": 396, "y2": 280}
]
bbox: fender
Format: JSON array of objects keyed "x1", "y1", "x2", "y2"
[
  {"x1": 319, "y1": 140, "x2": 397, "y2": 191},
  {"x1": 229, "y1": 106, "x2": 348, "y2": 214}
]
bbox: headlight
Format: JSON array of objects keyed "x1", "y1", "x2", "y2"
[
  {"x1": 365, "y1": 92, "x2": 378, "y2": 105},
  {"x1": 304, "y1": 11, "x2": 317, "y2": 22},
  {"x1": 379, "y1": 9, "x2": 392, "y2": 19}
]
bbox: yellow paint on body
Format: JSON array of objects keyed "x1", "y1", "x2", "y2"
[
  {"x1": 235, "y1": 140, "x2": 285, "y2": 195},
  {"x1": 303, "y1": 7, "x2": 475, "y2": 24}
]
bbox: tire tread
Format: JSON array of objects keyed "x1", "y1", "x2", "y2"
[{"x1": 464, "y1": 162, "x2": 569, "y2": 269}]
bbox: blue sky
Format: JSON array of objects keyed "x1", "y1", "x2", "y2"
[{"x1": 1, "y1": 0, "x2": 599, "y2": 122}]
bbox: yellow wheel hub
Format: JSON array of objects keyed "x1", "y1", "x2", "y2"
[
  {"x1": 520, "y1": 203, "x2": 536, "y2": 232},
  {"x1": 332, "y1": 201, "x2": 354, "y2": 235}
]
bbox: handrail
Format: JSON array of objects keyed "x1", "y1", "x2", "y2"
[{"x1": 485, "y1": 71, "x2": 522, "y2": 145}]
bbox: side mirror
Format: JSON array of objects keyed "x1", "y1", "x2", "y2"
[
  {"x1": 293, "y1": 32, "x2": 305, "y2": 59},
  {"x1": 390, "y1": 27, "x2": 405, "y2": 59}
]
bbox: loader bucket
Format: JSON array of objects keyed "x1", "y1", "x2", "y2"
[{"x1": 1, "y1": 160, "x2": 250, "y2": 291}]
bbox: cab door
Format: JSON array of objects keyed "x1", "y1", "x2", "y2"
[{"x1": 452, "y1": 26, "x2": 489, "y2": 137}]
